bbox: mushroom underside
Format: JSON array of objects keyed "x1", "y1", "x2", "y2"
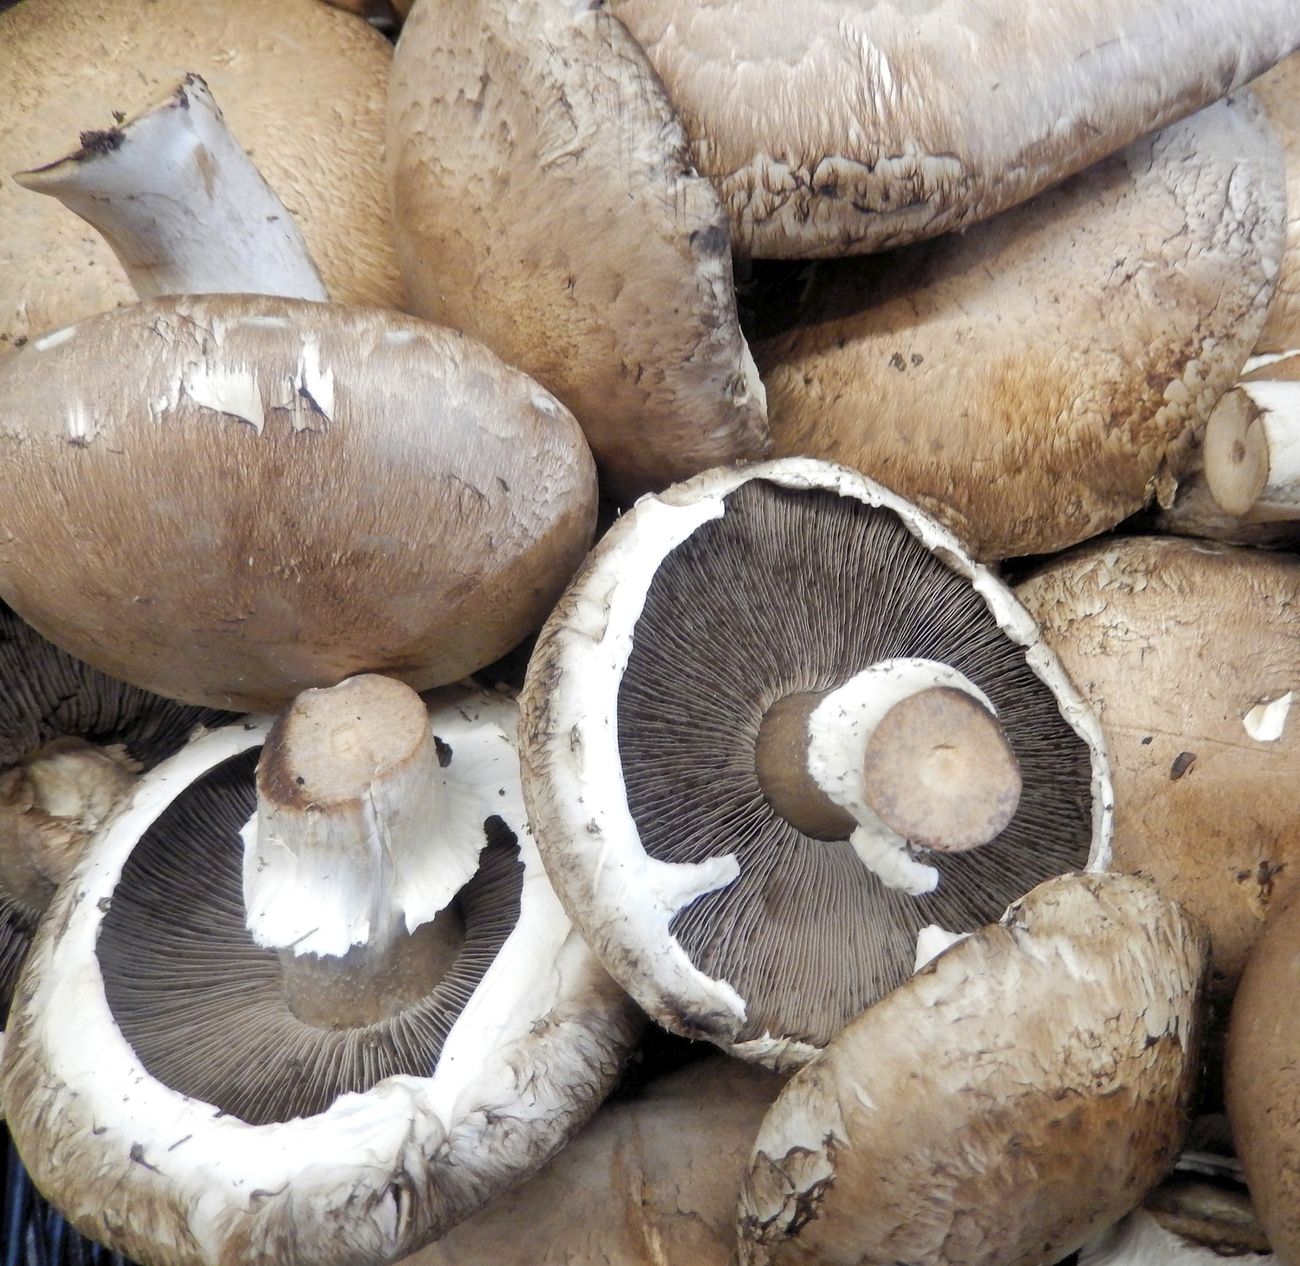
[
  {"x1": 98, "y1": 748, "x2": 524, "y2": 1126},
  {"x1": 615, "y1": 478, "x2": 1094, "y2": 1046}
]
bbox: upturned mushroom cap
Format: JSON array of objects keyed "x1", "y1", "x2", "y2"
[
  {"x1": 0, "y1": 602, "x2": 236, "y2": 1027},
  {"x1": 0, "y1": 691, "x2": 637, "y2": 1266},
  {"x1": 387, "y1": 0, "x2": 768, "y2": 502},
  {"x1": 0, "y1": 0, "x2": 401, "y2": 356},
  {"x1": 406, "y1": 1057, "x2": 785, "y2": 1266},
  {"x1": 521, "y1": 458, "x2": 1109, "y2": 1068},
  {"x1": 755, "y1": 94, "x2": 1285, "y2": 560},
  {"x1": 737, "y1": 872, "x2": 1207, "y2": 1266},
  {"x1": 1226, "y1": 888, "x2": 1300, "y2": 1264},
  {"x1": 0, "y1": 293, "x2": 597, "y2": 710},
  {"x1": 1016, "y1": 536, "x2": 1300, "y2": 1018},
  {"x1": 610, "y1": 0, "x2": 1298, "y2": 259}
]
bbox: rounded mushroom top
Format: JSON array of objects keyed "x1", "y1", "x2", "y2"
[
  {"x1": 0, "y1": 0, "x2": 402, "y2": 354},
  {"x1": 756, "y1": 92, "x2": 1285, "y2": 560},
  {"x1": 387, "y1": 0, "x2": 768, "y2": 502},
  {"x1": 0, "y1": 294, "x2": 598, "y2": 710},
  {"x1": 522, "y1": 458, "x2": 1109, "y2": 1067},
  {"x1": 409, "y1": 1057, "x2": 785, "y2": 1266},
  {"x1": 1016, "y1": 534, "x2": 1300, "y2": 1010},
  {"x1": 738, "y1": 871, "x2": 1208, "y2": 1266},
  {"x1": 1226, "y1": 887, "x2": 1300, "y2": 1265},
  {"x1": 611, "y1": 0, "x2": 1298, "y2": 258},
  {"x1": 0, "y1": 690, "x2": 637, "y2": 1266}
]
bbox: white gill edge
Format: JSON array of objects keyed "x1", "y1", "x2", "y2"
[
  {"x1": 1078, "y1": 1209, "x2": 1277, "y2": 1265},
  {"x1": 22, "y1": 697, "x2": 589, "y2": 1260},
  {"x1": 537, "y1": 457, "x2": 1112, "y2": 1061},
  {"x1": 15, "y1": 75, "x2": 327, "y2": 303},
  {"x1": 913, "y1": 925, "x2": 971, "y2": 971},
  {"x1": 804, "y1": 659, "x2": 997, "y2": 897}
]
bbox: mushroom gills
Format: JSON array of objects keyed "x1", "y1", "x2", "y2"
[
  {"x1": 97, "y1": 752, "x2": 523, "y2": 1126},
  {"x1": 615, "y1": 477, "x2": 1094, "y2": 1048}
]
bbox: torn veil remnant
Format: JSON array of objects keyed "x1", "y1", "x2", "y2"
[
  {"x1": 737, "y1": 872, "x2": 1207, "y2": 1266},
  {"x1": 754, "y1": 94, "x2": 1285, "y2": 561},
  {"x1": 0, "y1": 679, "x2": 636, "y2": 1266},
  {"x1": 521, "y1": 458, "x2": 1110, "y2": 1069},
  {"x1": 0, "y1": 293, "x2": 598, "y2": 711}
]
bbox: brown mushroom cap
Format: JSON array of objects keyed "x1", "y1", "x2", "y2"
[
  {"x1": 1016, "y1": 535, "x2": 1300, "y2": 1021},
  {"x1": 0, "y1": 294, "x2": 597, "y2": 710},
  {"x1": 0, "y1": 0, "x2": 402, "y2": 356},
  {"x1": 405, "y1": 1057, "x2": 785, "y2": 1266},
  {"x1": 521, "y1": 459, "x2": 1108, "y2": 1066},
  {"x1": 1254, "y1": 53, "x2": 1300, "y2": 354},
  {"x1": 755, "y1": 94, "x2": 1284, "y2": 560},
  {"x1": 1226, "y1": 888, "x2": 1300, "y2": 1263},
  {"x1": 738, "y1": 871, "x2": 1207, "y2": 1266},
  {"x1": 387, "y1": 0, "x2": 768, "y2": 502},
  {"x1": 611, "y1": 0, "x2": 1298, "y2": 259}
]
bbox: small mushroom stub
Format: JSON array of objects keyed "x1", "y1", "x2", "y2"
[
  {"x1": 521, "y1": 458, "x2": 1110, "y2": 1068},
  {"x1": 737, "y1": 872, "x2": 1208, "y2": 1266},
  {"x1": 611, "y1": 0, "x2": 1298, "y2": 258},
  {"x1": 0, "y1": 294, "x2": 597, "y2": 711},
  {"x1": 0, "y1": 683, "x2": 636, "y2": 1266}
]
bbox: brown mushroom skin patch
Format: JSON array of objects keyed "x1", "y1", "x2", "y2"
[
  {"x1": 738, "y1": 873, "x2": 1207, "y2": 1266},
  {"x1": 756, "y1": 95, "x2": 1284, "y2": 560},
  {"x1": 612, "y1": 0, "x2": 1296, "y2": 260},
  {"x1": 1017, "y1": 537, "x2": 1300, "y2": 1026},
  {"x1": 408, "y1": 1058, "x2": 784, "y2": 1266},
  {"x1": 1253, "y1": 54, "x2": 1300, "y2": 354},
  {"x1": 1226, "y1": 888, "x2": 1300, "y2": 1263},
  {"x1": 617, "y1": 479, "x2": 1094, "y2": 1050},
  {"x1": 0, "y1": 295, "x2": 597, "y2": 710},
  {"x1": 0, "y1": 0, "x2": 404, "y2": 356},
  {"x1": 388, "y1": 0, "x2": 768, "y2": 503}
]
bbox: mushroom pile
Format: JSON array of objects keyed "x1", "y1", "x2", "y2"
[{"x1": 1, "y1": 1, "x2": 1300, "y2": 1264}]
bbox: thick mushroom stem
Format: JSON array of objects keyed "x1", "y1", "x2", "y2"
[
  {"x1": 0, "y1": 737, "x2": 139, "y2": 917},
  {"x1": 246, "y1": 674, "x2": 475, "y2": 1028},
  {"x1": 1204, "y1": 352, "x2": 1300, "y2": 520},
  {"x1": 15, "y1": 74, "x2": 328, "y2": 303},
  {"x1": 755, "y1": 659, "x2": 1021, "y2": 894}
]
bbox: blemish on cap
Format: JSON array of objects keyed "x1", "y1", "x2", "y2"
[
  {"x1": 1243, "y1": 692, "x2": 1293, "y2": 742},
  {"x1": 183, "y1": 362, "x2": 265, "y2": 433},
  {"x1": 530, "y1": 391, "x2": 562, "y2": 418},
  {"x1": 33, "y1": 325, "x2": 76, "y2": 352},
  {"x1": 383, "y1": 329, "x2": 418, "y2": 345}
]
